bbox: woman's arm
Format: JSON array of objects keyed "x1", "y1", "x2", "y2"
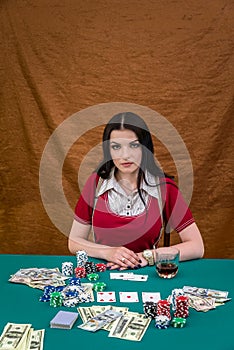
[
  {"x1": 68, "y1": 219, "x2": 141, "y2": 268},
  {"x1": 108, "y1": 222, "x2": 204, "y2": 270},
  {"x1": 154, "y1": 222, "x2": 204, "y2": 261}
]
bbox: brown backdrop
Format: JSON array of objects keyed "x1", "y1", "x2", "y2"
[{"x1": 0, "y1": 0, "x2": 233, "y2": 258}]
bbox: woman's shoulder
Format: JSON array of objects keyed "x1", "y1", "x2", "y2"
[
  {"x1": 84, "y1": 172, "x2": 100, "y2": 185},
  {"x1": 158, "y1": 175, "x2": 178, "y2": 188}
]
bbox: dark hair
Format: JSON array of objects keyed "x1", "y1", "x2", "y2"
[{"x1": 96, "y1": 112, "x2": 167, "y2": 204}]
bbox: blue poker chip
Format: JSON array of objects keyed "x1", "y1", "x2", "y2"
[{"x1": 39, "y1": 295, "x2": 50, "y2": 302}]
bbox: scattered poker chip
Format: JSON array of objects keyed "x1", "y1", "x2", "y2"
[
  {"x1": 62, "y1": 262, "x2": 74, "y2": 277},
  {"x1": 171, "y1": 317, "x2": 186, "y2": 328},
  {"x1": 93, "y1": 282, "x2": 107, "y2": 292},
  {"x1": 87, "y1": 273, "x2": 99, "y2": 282}
]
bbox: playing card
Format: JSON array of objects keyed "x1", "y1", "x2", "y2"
[
  {"x1": 110, "y1": 273, "x2": 134, "y2": 280},
  {"x1": 142, "y1": 292, "x2": 161, "y2": 303},
  {"x1": 124, "y1": 274, "x2": 148, "y2": 282},
  {"x1": 119, "y1": 292, "x2": 139, "y2": 303},
  {"x1": 97, "y1": 291, "x2": 116, "y2": 302}
]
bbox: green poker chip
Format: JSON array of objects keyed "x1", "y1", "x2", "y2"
[
  {"x1": 171, "y1": 317, "x2": 186, "y2": 328},
  {"x1": 87, "y1": 273, "x2": 99, "y2": 281},
  {"x1": 93, "y1": 282, "x2": 106, "y2": 292}
]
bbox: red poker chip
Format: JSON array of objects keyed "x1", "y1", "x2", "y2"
[{"x1": 96, "y1": 263, "x2": 107, "y2": 272}]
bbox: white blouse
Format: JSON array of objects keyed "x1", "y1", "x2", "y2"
[{"x1": 97, "y1": 170, "x2": 161, "y2": 217}]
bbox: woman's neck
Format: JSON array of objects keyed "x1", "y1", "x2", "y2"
[{"x1": 115, "y1": 170, "x2": 139, "y2": 193}]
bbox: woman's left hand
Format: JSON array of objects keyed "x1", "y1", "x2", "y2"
[{"x1": 107, "y1": 252, "x2": 148, "y2": 270}]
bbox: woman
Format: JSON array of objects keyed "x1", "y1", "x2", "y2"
[{"x1": 68, "y1": 112, "x2": 204, "y2": 269}]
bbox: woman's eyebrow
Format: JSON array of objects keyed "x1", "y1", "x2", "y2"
[
  {"x1": 110, "y1": 139, "x2": 139, "y2": 144},
  {"x1": 110, "y1": 141, "x2": 120, "y2": 144},
  {"x1": 129, "y1": 139, "x2": 139, "y2": 143}
]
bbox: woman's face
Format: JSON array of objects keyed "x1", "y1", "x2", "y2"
[{"x1": 109, "y1": 129, "x2": 142, "y2": 175}]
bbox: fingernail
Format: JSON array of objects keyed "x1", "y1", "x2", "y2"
[
  {"x1": 138, "y1": 259, "x2": 142, "y2": 263},
  {"x1": 127, "y1": 266, "x2": 131, "y2": 269},
  {"x1": 138, "y1": 264, "x2": 141, "y2": 268},
  {"x1": 133, "y1": 266, "x2": 139, "y2": 269}
]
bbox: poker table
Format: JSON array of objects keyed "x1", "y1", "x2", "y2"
[{"x1": 0, "y1": 255, "x2": 233, "y2": 350}]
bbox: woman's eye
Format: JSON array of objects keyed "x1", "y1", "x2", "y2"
[
  {"x1": 130, "y1": 143, "x2": 140, "y2": 148},
  {"x1": 111, "y1": 145, "x2": 121, "y2": 150}
]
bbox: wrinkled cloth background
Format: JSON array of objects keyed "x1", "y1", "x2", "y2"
[{"x1": 0, "y1": 0, "x2": 233, "y2": 258}]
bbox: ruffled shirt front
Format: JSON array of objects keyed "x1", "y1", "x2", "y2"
[{"x1": 97, "y1": 169, "x2": 161, "y2": 217}]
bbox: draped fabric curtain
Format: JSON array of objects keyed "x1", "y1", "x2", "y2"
[{"x1": 0, "y1": 0, "x2": 233, "y2": 258}]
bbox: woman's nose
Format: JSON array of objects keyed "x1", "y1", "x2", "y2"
[{"x1": 120, "y1": 146, "x2": 130, "y2": 159}]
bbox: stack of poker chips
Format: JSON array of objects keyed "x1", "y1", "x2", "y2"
[
  {"x1": 95, "y1": 263, "x2": 107, "y2": 272},
  {"x1": 93, "y1": 282, "x2": 106, "y2": 292},
  {"x1": 156, "y1": 300, "x2": 171, "y2": 320},
  {"x1": 50, "y1": 291, "x2": 63, "y2": 307},
  {"x1": 62, "y1": 262, "x2": 74, "y2": 277},
  {"x1": 39, "y1": 285, "x2": 63, "y2": 302},
  {"x1": 76, "y1": 250, "x2": 88, "y2": 267},
  {"x1": 171, "y1": 317, "x2": 186, "y2": 328},
  {"x1": 61, "y1": 284, "x2": 92, "y2": 307},
  {"x1": 62, "y1": 285, "x2": 81, "y2": 307},
  {"x1": 143, "y1": 301, "x2": 157, "y2": 319},
  {"x1": 174, "y1": 295, "x2": 189, "y2": 318},
  {"x1": 74, "y1": 267, "x2": 87, "y2": 278},
  {"x1": 171, "y1": 288, "x2": 185, "y2": 311},
  {"x1": 87, "y1": 273, "x2": 99, "y2": 282},
  {"x1": 155, "y1": 315, "x2": 171, "y2": 329},
  {"x1": 69, "y1": 277, "x2": 81, "y2": 286},
  {"x1": 84, "y1": 261, "x2": 97, "y2": 274}
]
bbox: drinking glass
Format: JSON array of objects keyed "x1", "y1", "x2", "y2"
[{"x1": 155, "y1": 247, "x2": 179, "y2": 279}]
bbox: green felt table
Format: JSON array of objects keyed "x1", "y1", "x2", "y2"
[{"x1": 0, "y1": 255, "x2": 233, "y2": 350}]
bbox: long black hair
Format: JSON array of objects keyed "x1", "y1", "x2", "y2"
[{"x1": 96, "y1": 112, "x2": 167, "y2": 204}]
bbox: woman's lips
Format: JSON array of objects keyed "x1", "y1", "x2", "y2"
[{"x1": 121, "y1": 162, "x2": 134, "y2": 167}]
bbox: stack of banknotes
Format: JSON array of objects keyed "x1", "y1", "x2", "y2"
[
  {"x1": 182, "y1": 286, "x2": 231, "y2": 312},
  {"x1": 78, "y1": 305, "x2": 150, "y2": 341},
  {"x1": 8, "y1": 268, "x2": 67, "y2": 289},
  {"x1": 0, "y1": 323, "x2": 44, "y2": 350}
]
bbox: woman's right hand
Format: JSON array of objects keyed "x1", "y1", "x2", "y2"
[{"x1": 104, "y1": 246, "x2": 142, "y2": 269}]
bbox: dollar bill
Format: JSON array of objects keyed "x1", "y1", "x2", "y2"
[
  {"x1": 77, "y1": 305, "x2": 128, "y2": 331},
  {"x1": 108, "y1": 312, "x2": 150, "y2": 341},
  {"x1": 81, "y1": 283, "x2": 94, "y2": 302},
  {"x1": 26, "y1": 329, "x2": 45, "y2": 350},
  {"x1": 188, "y1": 295, "x2": 216, "y2": 312},
  {"x1": 98, "y1": 306, "x2": 129, "y2": 332},
  {"x1": 77, "y1": 306, "x2": 98, "y2": 323},
  {"x1": 9, "y1": 268, "x2": 67, "y2": 290},
  {"x1": 0, "y1": 323, "x2": 31, "y2": 350},
  {"x1": 78, "y1": 310, "x2": 123, "y2": 332},
  {"x1": 183, "y1": 286, "x2": 229, "y2": 300}
]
